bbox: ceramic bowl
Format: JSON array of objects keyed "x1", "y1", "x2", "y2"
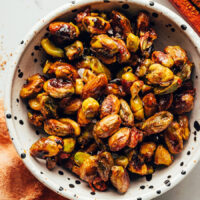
[{"x1": 4, "y1": 0, "x2": 200, "y2": 199}]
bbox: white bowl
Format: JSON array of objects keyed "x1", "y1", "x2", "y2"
[{"x1": 4, "y1": 0, "x2": 200, "y2": 199}]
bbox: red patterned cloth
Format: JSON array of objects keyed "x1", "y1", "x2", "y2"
[{"x1": 0, "y1": 101, "x2": 67, "y2": 200}]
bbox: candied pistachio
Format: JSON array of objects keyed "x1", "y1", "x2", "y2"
[
  {"x1": 130, "y1": 95, "x2": 144, "y2": 121},
  {"x1": 152, "y1": 51, "x2": 174, "y2": 68},
  {"x1": 79, "y1": 155, "x2": 98, "y2": 182},
  {"x1": 30, "y1": 136, "x2": 63, "y2": 159},
  {"x1": 164, "y1": 46, "x2": 188, "y2": 66},
  {"x1": 154, "y1": 145, "x2": 173, "y2": 166},
  {"x1": 110, "y1": 166, "x2": 130, "y2": 194},
  {"x1": 113, "y1": 37, "x2": 131, "y2": 63},
  {"x1": 46, "y1": 157, "x2": 57, "y2": 170},
  {"x1": 82, "y1": 16, "x2": 111, "y2": 34},
  {"x1": 141, "y1": 111, "x2": 173, "y2": 135},
  {"x1": 59, "y1": 118, "x2": 81, "y2": 136},
  {"x1": 126, "y1": 33, "x2": 140, "y2": 52},
  {"x1": 94, "y1": 114, "x2": 121, "y2": 138},
  {"x1": 177, "y1": 61, "x2": 193, "y2": 81},
  {"x1": 44, "y1": 61, "x2": 79, "y2": 81},
  {"x1": 49, "y1": 22, "x2": 80, "y2": 43},
  {"x1": 77, "y1": 56, "x2": 111, "y2": 80},
  {"x1": 128, "y1": 161, "x2": 148, "y2": 176},
  {"x1": 140, "y1": 142, "x2": 156, "y2": 162},
  {"x1": 63, "y1": 138, "x2": 76, "y2": 153},
  {"x1": 77, "y1": 108, "x2": 91, "y2": 127},
  {"x1": 119, "y1": 99, "x2": 134, "y2": 127},
  {"x1": 173, "y1": 92, "x2": 194, "y2": 114},
  {"x1": 128, "y1": 127, "x2": 143, "y2": 148},
  {"x1": 85, "y1": 143, "x2": 98, "y2": 154},
  {"x1": 164, "y1": 121, "x2": 183, "y2": 154},
  {"x1": 28, "y1": 98, "x2": 41, "y2": 111},
  {"x1": 141, "y1": 84, "x2": 152, "y2": 94},
  {"x1": 130, "y1": 80, "x2": 144, "y2": 99},
  {"x1": 154, "y1": 75, "x2": 182, "y2": 95},
  {"x1": 75, "y1": 7, "x2": 90, "y2": 30},
  {"x1": 110, "y1": 11, "x2": 133, "y2": 39},
  {"x1": 44, "y1": 119, "x2": 74, "y2": 136},
  {"x1": 97, "y1": 151, "x2": 114, "y2": 182},
  {"x1": 20, "y1": 74, "x2": 45, "y2": 99},
  {"x1": 100, "y1": 94, "x2": 120, "y2": 119},
  {"x1": 158, "y1": 93, "x2": 173, "y2": 111},
  {"x1": 75, "y1": 78, "x2": 84, "y2": 95},
  {"x1": 135, "y1": 59, "x2": 152, "y2": 77},
  {"x1": 82, "y1": 73, "x2": 108, "y2": 99},
  {"x1": 105, "y1": 83, "x2": 126, "y2": 97},
  {"x1": 27, "y1": 112, "x2": 44, "y2": 127},
  {"x1": 64, "y1": 40, "x2": 84, "y2": 60},
  {"x1": 92, "y1": 177, "x2": 107, "y2": 191},
  {"x1": 82, "y1": 97, "x2": 99, "y2": 118},
  {"x1": 60, "y1": 98, "x2": 82, "y2": 115},
  {"x1": 117, "y1": 66, "x2": 133, "y2": 78},
  {"x1": 108, "y1": 127, "x2": 131, "y2": 152},
  {"x1": 43, "y1": 60, "x2": 53, "y2": 74},
  {"x1": 146, "y1": 64, "x2": 174, "y2": 87},
  {"x1": 115, "y1": 156, "x2": 129, "y2": 168},
  {"x1": 82, "y1": 69, "x2": 96, "y2": 83},
  {"x1": 37, "y1": 92, "x2": 58, "y2": 119},
  {"x1": 43, "y1": 78, "x2": 74, "y2": 99},
  {"x1": 142, "y1": 93, "x2": 157, "y2": 117},
  {"x1": 41, "y1": 38, "x2": 64, "y2": 58},
  {"x1": 78, "y1": 125, "x2": 93, "y2": 148},
  {"x1": 178, "y1": 115, "x2": 190, "y2": 140},
  {"x1": 74, "y1": 152, "x2": 91, "y2": 166},
  {"x1": 137, "y1": 11, "x2": 150, "y2": 34}
]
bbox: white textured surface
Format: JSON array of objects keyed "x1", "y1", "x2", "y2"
[{"x1": 0, "y1": 0, "x2": 199, "y2": 199}]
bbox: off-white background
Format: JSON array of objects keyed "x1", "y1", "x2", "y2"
[{"x1": 0, "y1": 0, "x2": 199, "y2": 199}]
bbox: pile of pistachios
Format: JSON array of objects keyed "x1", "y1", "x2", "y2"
[{"x1": 20, "y1": 7, "x2": 195, "y2": 193}]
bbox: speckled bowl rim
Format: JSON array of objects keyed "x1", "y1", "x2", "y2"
[{"x1": 4, "y1": 0, "x2": 200, "y2": 199}]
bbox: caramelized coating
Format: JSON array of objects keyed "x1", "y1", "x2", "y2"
[
  {"x1": 82, "y1": 97, "x2": 100, "y2": 118},
  {"x1": 142, "y1": 93, "x2": 157, "y2": 117},
  {"x1": 164, "y1": 121, "x2": 183, "y2": 154},
  {"x1": 115, "y1": 156, "x2": 129, "y2": 168},
  {"x1": 173, "y1": 92, "x2": 194, "y2": 114},
  {"x1": 82, "y1": 16, "x2": 111, "y2": 34},
  {"x1": 20, "y1": 74, "x2": 45, "y2": 99},
  {"x1": 75, "y1": 7, "x2": 90, "y2": 30},
  {"x1": 77, "y1": 56, "x2": 111, "y2": 80},
  {"x1": 128, "y1": 157, "x2": 148, "y2": 175},
  {"x1": 64, "y1": 40, "x2": 84, "y2": 60},
  {"x1": 75, "y1": 78, "x2": 84, "y2": 95},
  {"x1": 100, "y1": 94, "x2": 120, "y2": 119},
  {"x1": 43, "y1": 78, "x2": 74, "y2": 98},
  {"x1": 178, "y1": 115, "x2": 190, "y2": 140},
  {"x1": 92, "y1": 177, "x2": 107, "y2": 191},
  {"x1": 110, "y1": 166, "x2": 130, "y2": 194},
  {"x1": 126, "y1": 33, "x2": 140, "y2": 53},
  {"x1": 177, "y1": 61, "x2": 193, "y2": 81},
  {"x1": 113, "y1": 37, "x2": 131, "y2": 63},
  {"x1": 27, "y1": 112, "x2": 44, "y2": 127},
  {"x1": 110, "y1": 11, "x2": 132, "y2": 39},
  {"x1": 141, "y1": 111, "x2": 173, "y2": 135},
  {"x1": 135, "y1": 59, "x2": 152, "y2": 77},
  {"x1": 146, "y1": 64, "x2": 174, "y2": 87},
  {"x1": 77, "y1": 108, "x2": 91, "y2": 127},
  {"x1": 137, "y1": 11, "x2": 150, "y2": 35},
  {"x1": 158, "y1": 93, "x2": 173, "y2": 111},
  {"x1": 82, "y1": 69, "x2": 96, "y2": 83},
  {"x1": 105, "y1": 83, "x2": 126, "y2": 97},
  {"x1": 49, "y1": 22, "x2": 80, "y2": 43},
  {"x1": 44, "y1": 61, "x2": 79, "y2": 81},
  {"x1": 60, "y1": 97, "x2": 82, "y2": 115},
  {"x1": 130, "y1": 80, "x2": 144, "y2": 99},
  {"x1": 63, "y1": 138, "x2": 76, "y2": 153},
  {"x1": 152, "y1": 51, "x2": 174, "y2": 68},
  {"x1": 154, "y1": 145, "x2": 173, "y2": 166},
  {"x1": 82, "y1": 73, "x2": 108, "y2": 99},
  {"x1": 164, "y1": 46, "x2": 188, "y2": 66},
  {"x1": 140, "y1": 142, "x2": 156, "y2": 162},
  {"x1": 97, "y1": 151, "x2": 114, "y2": 181},
  {"x1": 44, "y1": 119, "x2": 74, "y2": 136},
  {"x1": 30, "y1": 136, "x2": 63, "y2": 159},
  {"x1": 74, "y1": 152, "x2": 91, "y2": 166},
  {"x1": 108, "y1": 127, "x2": 131, "y2": 151},
  {"x1": 119, "y1": 99, "x2": 134, "y2": 127},
  {"x1": 130, "y1": 95, "x2": 145, "y2": 121},
  {"x1": 93, "y1": 114, "x2": 121, "y2": 138},
  {"x1": 128, "y1": 127, "x2": 143, "y2": 148}
]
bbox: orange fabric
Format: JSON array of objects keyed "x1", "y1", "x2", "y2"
[
  {"x1": 169, "y1": 0, "x2": 200, "y2": 35},
  {"x1": 0, "y1": 100, "x2": 67, "y2": 200}
]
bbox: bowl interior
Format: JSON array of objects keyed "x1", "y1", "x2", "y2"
[{"x1": 8, "y1": 1, "x2": 200, "y2": 200}]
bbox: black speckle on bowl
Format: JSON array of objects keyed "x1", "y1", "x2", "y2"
[
  {"x1": 20, "y1": 153, "x2": 26, "y2": 159},
  {"x1": 67, "y1": 177, "x2": 70, "y2": 180},
  {"x1": 90, "y1": 191, "x2": 95, "y2": 195},
  {"x1": 59, "y1": 186, "x2": 63, "y2": 191},
  {"x1": 31, "y1": 52, "x2": 34, "y2": 56},
  {"x1": 171, "y1": 28, "x2": 175, "y2": 32},
  {"x1": 180, "y1": 162, "x2": 184, "y2": 166},
  {"x1": 40, "y1": 171, "x2": 43, "y2": 174},
  {"x1": 69, "y1": 184, "x2": 75, "y2": 188},
  {"x1": 181, "y1": 170, "x2": 186, "y2": 175},
  {"x1": 75, "y1": 180, "x2": 81, "y2": 184},
  {"x1": 149, "y1": 185, "x2": 154, "y2": 189},
  {"x1": 6, "y1": 114, "x2": 12, "y2": 119},
  {"x1": 19, "y1": 120, "x2": 24, "y2": 125},
  {"x1": 20, "y1": 40, "x2": 24, "y2": 44},
  {"x1": 140, "y1": 185, "x2": 145, "y2": 189},
  {"x1": 122, "y1": 4, "x2": 129, "y2": 9},
  {"x1": 187, "y1": 151, "x2": 191, "y2": 156},
  {"x1": 194, "y1": 136, "x2": 197, "y2": 142},
  {"x1": 34, "y1": 45, "x2": 40, "y2": 51},
  {"x1": 194, "y1": 121, "x2": 200, "y2": 131},
  {"x1": 14, "y1": 116, "x2": 17, "y2": 120},
  {"x1": 149, "y1": 1, "x2": 154, "y2": 6},
  {"x1": 181, "y1": 24, "x2": 187, "y2": 30},
  {"x1": 146, "y1": 174, "x2": 152, "y2": 181},
  {"x1": 16, "y1": 98, "x2": 19, "y2": 103},
  {"x1": 137, "y1": 198, "x2": 142, "y2": 200},
  {"x1": 167, "y1": 175, "x2": 171, "y2": 179},
  {"x1": 18, "y1": 72, "x2": 23, "y2": 78},
  {"x1": 152, "y1": 12, "x2": 158, "y2": 18},
  {"x1": 35, "y1": 130, "x2": 40, "y2": 135},
  {"x1": 72, "y1": 9, "x2": 78, "y2": 12},
  {"x1": 156, "y1": 190, "x2": 161, "y2": 194},
  {"x1": 58, "y1": 170, "x2": 64, "y2": 175}
]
